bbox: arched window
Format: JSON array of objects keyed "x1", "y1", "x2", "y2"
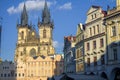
[
  {"x1": 43, "y1": 29, "x2": 46, "y2": 38},
  {"x1": 21, "y1": 31, "x2": 24, "y2": 39},
  {"x1": 30, "y1": 48, "x2": 36, "y2": 57}
]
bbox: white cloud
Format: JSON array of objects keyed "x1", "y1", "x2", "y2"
[
  {"x1": 53, "y1": 41, "x2": 63, "y2": 48},
  {"x1": 7, "y1": 0, "x2": 52, "y2": 14},
  {"x1": 53, "y1": 41, "x2": 64, "y2": 53},
  {"x1": 53, "y1": 41, "x2": 59, "y2": 48},
  {"x1": 59, "y1": 2, "x2": 72, "y2": 10}
]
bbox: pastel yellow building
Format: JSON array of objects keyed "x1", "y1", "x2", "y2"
[
  {"x1": 13, "y1": 1, "x2": 64, "y2": 80},
  {"x1": 15, "y1": 2, "x2": 55, "y2": 63},
  {"x1": 26, "y1": 55, "x2": 63, "y2": 80},
  {"x1": 104, "y1": 0, "x2": 120, "y2": 63}
]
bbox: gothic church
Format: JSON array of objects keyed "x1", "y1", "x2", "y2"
[{"x1": 15, "y1": 1, "x2": 55, "y2": 62}]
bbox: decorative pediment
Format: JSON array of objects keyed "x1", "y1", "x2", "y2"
[{"x1": 87, "y1": 5, "x2": 100, "y2": 15}]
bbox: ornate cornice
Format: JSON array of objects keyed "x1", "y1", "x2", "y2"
[
  {"x1": 17, "y1": 43, "x2": 39, "y2": 47},
  {"x1": 84, "y1": 32, "x2": 105, "y2": 42},
  {"x1": 85, "y1": 17, "x2": 102, "y2": 26},
  {"x1": 104, "y1": 10, "x2": 120, "y2": 20}
]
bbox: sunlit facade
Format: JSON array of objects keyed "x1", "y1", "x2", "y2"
[
  {"x1": 14, "y1": 1, "x2": 63, "y2": 80},
  {"x1": 103, "y1": 0, "x2": 120, "y2": 79},
  {"x1": 26, "y1": 55, "x2": 63, "y2": 80},
  {"x1": 84, "y1": 5, "x2": 107, "y2": 75},
  {"x1": 75, "y1": 23, "x2": 85, "y2": 74}
]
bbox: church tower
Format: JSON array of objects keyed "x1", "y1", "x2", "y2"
[
  {"x1": 38, "y1": 1, "x2": 55, "y2": 56},
  {"x1": 15, "y1": 3, "x2": 39, "y2": 62},
  {"x1": 117, "y1": 0, "x2": 120, "y2": 10}
]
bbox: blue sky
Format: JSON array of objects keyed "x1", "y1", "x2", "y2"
[{"x1": 0, "y1": 0, "x2": 115, "y2": 61}]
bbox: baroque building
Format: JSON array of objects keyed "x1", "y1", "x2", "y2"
[
  {"x1": 84, "y1": 5, "x2": 107, "y2": 75},
  {"x1": 63, "y1": 36, "x2": 76, "y2": 73},
  {"x1": 75, "y1": 23, "x2": 85, "y2": 74},
  {"x1": 26, "y1": 54, "x2": 63, "y2": 80},
  {"x1": 103, "y1": 0, "x2": 120, "y2": 79}
]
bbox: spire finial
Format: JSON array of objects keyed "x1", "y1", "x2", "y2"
[
  {"x1": 21, "y1": 3, "x2": 28, "y2": 26},
  {"x1": 42, "y1": 0, "x2": 51, "y2": 24}
]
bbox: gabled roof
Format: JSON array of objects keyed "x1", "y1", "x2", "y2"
[{"x1": 87, "y1": 5, "x2": 101, "y2": 15}]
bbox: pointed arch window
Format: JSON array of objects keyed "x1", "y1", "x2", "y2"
[
  {"x1": 43, "y1": 29, "x2": 46, "y2": 38},
  {"x1": 21, "y1": 31, "x2": 24, "y2": 39},
  {"x1": 30, "y1": 48, "x2": 36, "y2": 57}
]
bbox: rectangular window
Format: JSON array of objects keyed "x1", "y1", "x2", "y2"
[
  {"x1": 87, "y1": 58, "x2": 90, "y2": 67},
  {"x1": 93, "y1": 41, "x2": 96, "y2": 49},
  {"x1": 112, "y1": 26, "x2": 116, "y2": 36},
  {"x1": 90, "y1": 28, "x2": 92, "y2": 36},
  {"x1": 101, "y1": 55, "x2": 105, "y2": 65},
  {"x1": 94, "y1": 56, "x2": 97, "y2": 66},
  {"x1": 1, "y1": 74, "x2": 3, "y2": 77},
  {"x1": 113, "y1": 49, "x2": 117, "y2": 60},
  {"x1": 77, "y1": 49, "x2": 79, "y2": 58},
  {"x1": 4, "y1": 74, "x2": 7, "y2": 77},
  {"x1": 95, "y1": 14, "x2": 97, "y2": 18},
  {"x1": 93, "y1": 26, "x2": 95, "y2": 35},
  {"x1": 87, "y1": 43, "x2": 90, "y2": 51},
  {"x1": 91, "y1": 15, "x2": 93, "y2": 19},
  {"x1": 100, "y1": 38, "x2": 104, "y2": 47},
  {"x1": 97, "y1": 25, "x2": 99, "y2": 33}
]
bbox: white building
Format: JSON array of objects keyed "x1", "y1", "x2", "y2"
[{"x1": 84, "y1": 5, "x2": 107, "y2": 75}]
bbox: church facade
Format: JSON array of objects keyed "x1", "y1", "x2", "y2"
[
  {"x1": 0, "y1": 1, "x2": 63, "y2": 80},
  {"x1": 14, "y1": 2, "x2": 55, "y2": 63},
  {"x1": 14, "y1": 2, "x2": 63, "y2": 80}
]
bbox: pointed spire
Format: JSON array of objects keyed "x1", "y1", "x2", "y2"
[
  {"x1": 42, "y1": 0, "x2": 51, "y2": 24},
  {"x1": 21, "y1": 3, "x2": 28, "y2": 26}
]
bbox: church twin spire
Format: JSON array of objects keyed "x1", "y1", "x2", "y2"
[
  {"x1": 20, "y1": 1, "x2": 51, "y2": 26},
  {"x1": 21, "y1": 3, "x2": 28, "y2": 26},
  {"x1": 42, "y1": 1, "x2": 51, "y2": 24}
]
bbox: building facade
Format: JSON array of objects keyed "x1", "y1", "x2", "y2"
[
  {"x1": 84, "y1": 5, "x2": 107, "y2": 75},
  {"x1": 75, "y1": 23, "x2": 85, "y2": 74},
  {"x1": 0, "y1": 1, "x2": 63, "y2": 80},
  {"x1": 103, "y1": 0, "x2": 120, "y2": 79},
  {"x1": 26, "y1": 55, "x2": 63, "y2": 80},
  {"x1": 63, "y1": 36, "x2": 76, "y2": 73},
  {"x1": 0, "y1": 61, "x2": 16, "y2": 80}
]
